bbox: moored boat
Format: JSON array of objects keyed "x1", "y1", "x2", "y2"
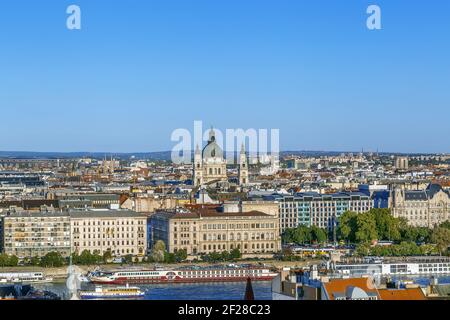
[
  {"x1": 79, "y1": 285, "x2": 145, "y2": 299},
  {"x1": 0, "y1": 272, "x2": 53, "y2": 284},
  {"x1": 333, "y1": 258, "x2": 450, "y2": 277},
  {"x1": 89, "y1": 265, "x2": 279, "y2": 285}
]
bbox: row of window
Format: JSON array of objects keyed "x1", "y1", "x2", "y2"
[
  {"x1": 202, "y1": 223, "x2": 275, "y2": 230},
  {"x1": 73, "y1": 227, "x2": 142, "y2": 232},
  {"x1": 73, "y1": 240, "x2": 140, "y2": 246},
  {"x1": 179, "y1": 269, "x2": 263, "y2": 276},
  {"x1": 72, "y1": 220, "x2": 145, "y2": 226},
  {"x1": 199, "y1": 242, "x2": 276, "y2": 251},
  {"x1": 202, "y1": 232, "x2": 275, "y2": 241}
]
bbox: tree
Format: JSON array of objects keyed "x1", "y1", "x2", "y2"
[
  {"x1": 338, "y1": 211, "x2": 358, "y2": 243},
  {"x1": 163, "y1": 252, "x2": 176, "y2": 264},
  {"x1": 40, "y1": 252, "x2": 65, "y2": 268},
  {"x1": 0, "y1": 254, "x2": 9, "y2": 267},
  {"x1": 355, "y1": 212, "x2": 378, "y2": 243},
  {"x1": 0, "y1": 254, "x2": 19, "y2": 267},
  {"x1": 30, "y1": 256, "x2": 41, "y2": 266},
  {"x1": 207, "y1": 251, "x2": 222, "y2": 263},
  {"x1": 123, "y1": 254, "x2": 133, "y2": 264},
  {"x1": 430, "y1": 227, "x2": 450, "y2": 255},
  {"x1": 355, "y1": 243, "x2": 371, "y2": 256},
  {"x1": 8, "y1": 255, "x2": 19, "y2": 267},
  {"x1": 175, "y1": 249, "x2": 188, "y2": 263},
  {"x1": 400, "y1": 225, "x2": 431, "y2": 243},
  {"x1": 311, "y1": 226, "x2": 327, "y2": 244},
  {"x1": 440, "y1": 221, "x2": 450, "y2": 230},
  {"x1": 220, "y1": 250, "x2": 230, "y2": 262},
  {"x1": 282, "y1": 228, "x2": 296, "y2": 244},
  {"x1": 150, "y1": 240, "x2": 166, "y2": 263},
  {"x1": 80, "y1": 250, "x2": 95, "y2": 265},
  {"x1": 230, "y1": 248, "x2": 242, "y2": 260},
  {"x1": 371, "y1": 209, "x2": 401, "y2": 241},
  {"x1": 103, "y1": 250, "x2": 112, "y2": 264},
  {"x1": 282, "y1": 225, "x2": 326, "y2": 245},
  {"x1": 92, "y1": 250, "x2": 103, "y2": 264},
  {"x1": 293, "y1": 225, "x2": 312, "y2": 244}
]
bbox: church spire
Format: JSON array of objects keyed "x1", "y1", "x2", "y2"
[
  {"x1": 195, "y1": 144, "x2": 201, "y2": 155},
  {"x1": 208, "y1": 126, "x2": 215, "y2": 143}
]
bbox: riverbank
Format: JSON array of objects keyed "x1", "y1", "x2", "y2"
[{"x1": 0, "y1": 259, "x2": 321, "y2": 279}]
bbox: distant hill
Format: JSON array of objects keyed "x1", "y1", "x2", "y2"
[
  {"x1": 0, "y1": 150, "x2": 428, "y2": 161},
  {"x1": 0, "y1": 151, "x2": 173, "y2": 161}
]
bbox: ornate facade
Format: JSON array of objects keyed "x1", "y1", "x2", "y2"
[
  {"x1": 151, "y1": 205, "x2": 281, "y2": 257},
  {"x1": 193, "y1": 128, "x2": 248, "y2": 187},
  {"x1": 391, "y1": 184, "x2": 450, "y2": 227}
]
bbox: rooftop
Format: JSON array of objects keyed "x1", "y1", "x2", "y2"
[
  {"x1": 68, "y1": 210, "x2": 146, "y2": 219},
  {"x1": 378, "y1": 288, "x2": 426, "y2": 300},
  {"x1": 154, "y1": 207, "x2": 274, "y2": 220},
  {"x1": 322, "y1": 277, "x2": 380, "y2": 300}
]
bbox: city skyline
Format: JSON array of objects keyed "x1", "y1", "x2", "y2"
[{"x1": 1, "y1": 0, "x2": 449, "y2": 153}]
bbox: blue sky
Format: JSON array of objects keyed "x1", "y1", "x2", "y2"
[{"x1": 0, "y1": 0, "x2": 449, "y2": 153}]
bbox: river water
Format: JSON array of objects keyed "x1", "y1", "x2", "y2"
[
  {"x1": 34, "y1": 281, "x2": 273, "y2": 300},
  {"x1": 33, "y1": 275, "x2": 450, "y2": 300}
]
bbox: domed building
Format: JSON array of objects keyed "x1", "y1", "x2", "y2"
[{"x1": 193, "y1": 127, "x2": 248, "y2": 187}]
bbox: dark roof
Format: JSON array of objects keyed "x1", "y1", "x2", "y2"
[
  {"x1": 405, "y1": 183, "x2": 449, "y2": 200},
  {"x1": 68, "y1": 210, "x2": 146, "y2": 219},
  {"x1": 154, "y1": 207, "x2": 273, "y2": 220},
  {"x1": 405, "y1": 191, "x2": 428, "y2": 201},
  {"x1": 0, "y1": 199, "x2": 59, "y2": 209},
  {"x1": 58, "y1": 194, "x2": 120, "y2": 201},
  {"x1": 3, "y1": 211, "x2": 69, "y2": 218},
  {"x1": 426, "y1": 183, "x2": 449, "y2": 198},
  {"x1": 274, "y1": 192, "x2": 370, "y2": 201}
]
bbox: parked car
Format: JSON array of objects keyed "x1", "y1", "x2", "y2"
[{"x1": 112, "y1": 257, "x2": 124, "y2": 264}]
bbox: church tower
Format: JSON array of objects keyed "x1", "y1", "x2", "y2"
[
  {"x1": 193, "y1": 144, "x2": 203, "y2": 187},
  {"x1": 239, "y1": 144, "x2": 249, "y2": 185}
]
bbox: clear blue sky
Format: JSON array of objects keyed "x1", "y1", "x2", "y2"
[{"x1": 0, "y1": 0, "x2": 449, "y2": 153}]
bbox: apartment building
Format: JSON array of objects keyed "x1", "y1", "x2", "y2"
[
  {"x1": 69, "y1": 210, "x2": 147, "y2": 257},
  {"x1": 267, "y1": 192, "x2": 373, "y2": 232},
  {"x1": 151, "y1": 205, "x2": 281, "y2": 258},
  {"x1": 1, "y1": 211, "x2": 71, "y2": 259}
]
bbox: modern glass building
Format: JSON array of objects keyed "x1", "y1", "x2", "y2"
[{"x1": 263, "y1": 192, "x2": 373, "y2": 232}]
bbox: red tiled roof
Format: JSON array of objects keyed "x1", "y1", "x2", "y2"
[
  {"x1": 378, "y1": 288, "x2": 426, "y2": 300},
  {"x1": 322, "y1": 278, "x2": 380, "y2": 300}
]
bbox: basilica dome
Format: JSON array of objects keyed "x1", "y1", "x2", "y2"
[{"x1": 202, "y1": 128, "x2": 224, "y2": 160}]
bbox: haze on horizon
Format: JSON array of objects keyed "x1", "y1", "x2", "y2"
[{"x1": 0, "y1": 0, "x2": 449, "y2": 154}]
